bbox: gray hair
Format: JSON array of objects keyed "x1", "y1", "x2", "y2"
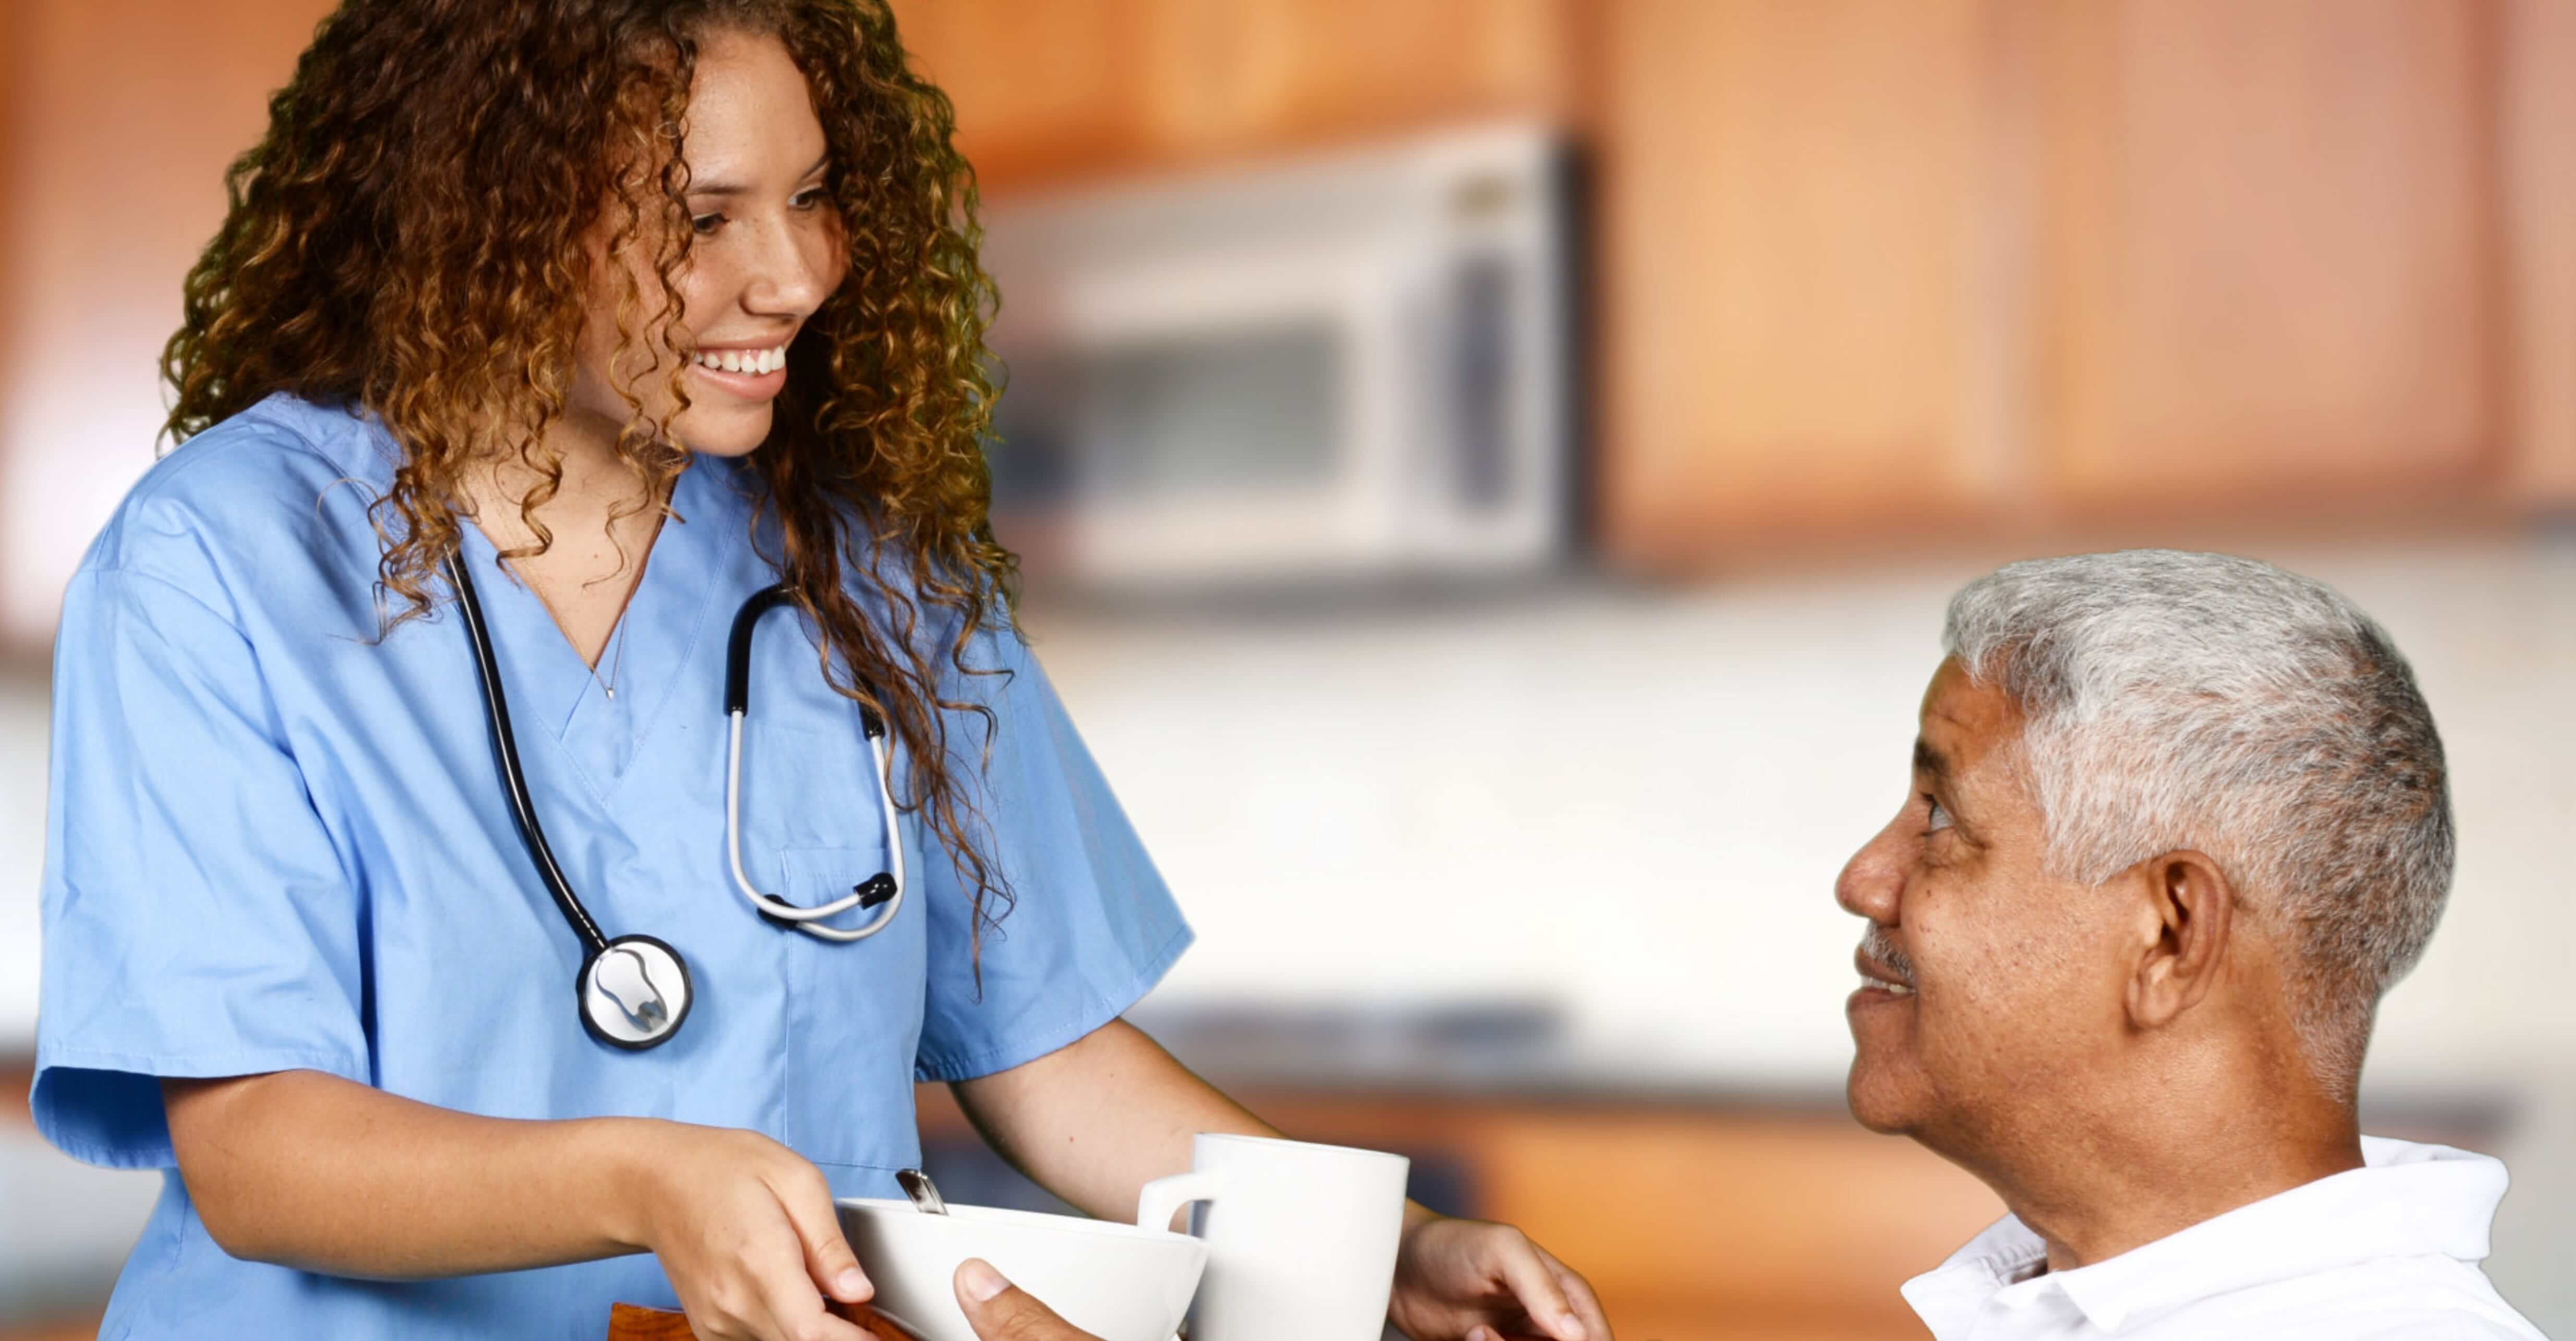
[{"x1": 1942, "y1": 550, "x2": 2453, "y2": 1099}]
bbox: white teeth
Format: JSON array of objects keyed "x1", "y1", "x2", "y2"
[
  {"x1": 694, "y1": 345, "x2": 787, "y2": 374},
  {"x1": 1861, "y1": 976, "x2": 1915, "y2": 996}
]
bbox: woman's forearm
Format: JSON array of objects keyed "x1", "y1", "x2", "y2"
[
  {"x1": 949, "y1": 1018, "x2": 1408, "y2": 1228},
  {"x1": 164, "y1": 1068, "x2": 659, "y2": 1277},
  {"x1": 949, "y1": 1020, "x2": 1609, "y2": 1341}
]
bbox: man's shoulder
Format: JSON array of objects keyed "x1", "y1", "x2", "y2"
[
  {"x1": 2343, "y1": 1313, "x2": 2549, "y2": 1341},
  {"x1": 2189, "y1": 1257, "x2": 2550, "y2": 1341}
]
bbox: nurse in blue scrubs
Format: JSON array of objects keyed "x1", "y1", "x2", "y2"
[{"x1": 30, "y1": 4, "x2": 1610, "y2": 1341}]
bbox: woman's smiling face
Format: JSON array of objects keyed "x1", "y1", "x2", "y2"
[{"x1": 567, "y1": 27, "x2": 848, "y2": 460}]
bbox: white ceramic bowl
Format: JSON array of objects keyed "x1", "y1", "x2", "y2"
[{"x1": 837, "y1": 1199, "x2": 1207, "y2": 1341}]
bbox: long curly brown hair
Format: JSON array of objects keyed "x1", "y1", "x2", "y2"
[{"x1": 161, "y1": 0, "x2": 1020, "y2": 947}]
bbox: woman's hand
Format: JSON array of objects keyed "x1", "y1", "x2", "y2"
[
  {"x1": 626, "y1": 1123, "x2": 877, "y2": 1341},
  {"x1": 1388, "y1": 1214, "x2": 1612, "y2": 1341}
]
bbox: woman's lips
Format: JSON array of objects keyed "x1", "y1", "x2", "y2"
[{"x1": 687, "y1": 359, "x2": 787, "y2": 400}]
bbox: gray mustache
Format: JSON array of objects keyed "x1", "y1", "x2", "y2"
[{"x1": 1859, "y1": 927, "x2": 1915, "y2": 983}]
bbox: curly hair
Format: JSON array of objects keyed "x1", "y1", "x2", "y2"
[{"x1": 160, "y1": 0, "x2": 1021, "y2": 950}]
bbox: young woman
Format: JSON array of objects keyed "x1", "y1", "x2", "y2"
[{"x1": 29, "y1": 3, "x2": 1610, "y2": 1340}]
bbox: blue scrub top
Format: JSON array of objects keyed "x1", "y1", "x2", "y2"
[{"x1": 32, "y1": 393, "x2": 1193, "y2": 1339}]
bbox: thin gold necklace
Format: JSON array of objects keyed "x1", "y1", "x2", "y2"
[
  {"x1": 596, "y1": 613, "x2": 630, "y2": 701},
  {"x1": 508, "y1": 559, "x2": 643, "y2": 702},
  {"x1": 493, "y1": 494, "x2": 667, "y2": 705}
]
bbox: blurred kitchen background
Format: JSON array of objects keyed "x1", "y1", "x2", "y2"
[{"x1": 3, "y1": 2, "x2": 2573, "y2": 1339}]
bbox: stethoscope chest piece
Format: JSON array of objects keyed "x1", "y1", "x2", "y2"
[{"x1": 579, "y1": 934, "x2": 693, "y2": 1049}]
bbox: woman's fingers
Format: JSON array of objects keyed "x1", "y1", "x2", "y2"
[
  {"x1": 1538, "y1": 1246, "x2": 1613, "y2": 1341},
  {"x1": 641, "y1": 1128, "x2": 879, "y2": 1341},
  {"x1": 755, "y1": 1275, "x2": 876, "y2": 1341},
  {"x1": 1489, "y1": 1233, "x2": 1587, "y2": 1341},
  {"x1": 772, "y1": 1162, "x2": 874, "y2": 1304},
  {"x1": 740, "y1": 1229, "x2": 874, "y2": 1341}
]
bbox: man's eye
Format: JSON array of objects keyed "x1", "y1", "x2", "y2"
[
  {"x1": 1925, "y1": 795, "x2": 1954, "y2": 832},
  {"x1": 690, "y1": 212, "x2": 725, "y2": 236}
]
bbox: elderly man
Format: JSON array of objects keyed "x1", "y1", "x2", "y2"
[
  {"x1": 926, "y1": 548, "x2": 2548, "y2": 1341},
  {"x1": 1842, "y1": 549, "x2": 2546, "y2": 1339}
]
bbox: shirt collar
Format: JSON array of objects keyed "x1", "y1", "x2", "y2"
[
  {"x1": 1902, "y1": 1138, "x2": 2509, "y2": 1338},
  {"x1": 1901, "y1": 1215, "x2": 2053, "y2": 1338}
]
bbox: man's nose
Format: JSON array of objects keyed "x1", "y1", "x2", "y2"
[{"x1": 1836, "y1": 818, "x2": 1906, "y2": 923}]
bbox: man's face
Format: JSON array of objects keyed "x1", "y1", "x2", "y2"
[{"x1": 1836, "y1": 659, "x2": 2134, "y2": 1150}]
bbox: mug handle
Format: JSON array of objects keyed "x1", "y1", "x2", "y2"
[{"x1": 1135, "y1": 1169, "x2": 1221, "y2": 1234}]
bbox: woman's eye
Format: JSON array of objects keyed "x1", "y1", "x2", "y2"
[
  {"x1": 1924, "y1": 795, "x2": 1954, "y2": 832},
  {"x1": 690, "y1": 212, "x2": 725, "y2": 236},
  {"x1": 792, "y1": 188, "x2": 828, "y2": 210}
]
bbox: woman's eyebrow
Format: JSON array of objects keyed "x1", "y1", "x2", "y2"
[{"x1": 686, "y1": 152, "x2": 832, "y2": 198}]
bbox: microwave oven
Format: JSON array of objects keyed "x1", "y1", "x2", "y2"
[{"x1": 979, "y1": 123, "x2": 1578, "y2": 591}]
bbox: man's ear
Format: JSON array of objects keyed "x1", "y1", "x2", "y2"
[{"x1": 2126, "y1": 849, "x2": 2235, "y2": 1030}]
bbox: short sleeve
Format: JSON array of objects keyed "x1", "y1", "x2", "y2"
[
  {"x1": 33, "y1": 566, "x2": 369, "y2": 1168},
  {"x1": 912, "y1": 618, "x2": 1192, "y2": 1082}
]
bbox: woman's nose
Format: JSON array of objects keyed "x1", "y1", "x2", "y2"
[{"x1": 743, "y1": 220, "x2": 833, "y2": 317}]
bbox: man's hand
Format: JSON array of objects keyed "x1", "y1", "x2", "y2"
[
  {"x1": 953, "y1": 1259, "x2": 1103, "y2": 1341},
  {"x1": 1390, "y1": 1215, "x2": 1611, "y2": 1341}
]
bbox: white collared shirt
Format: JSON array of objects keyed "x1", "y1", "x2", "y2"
[{"x1": 1902, "y1": 1138, "x2": 2550, "y2": 1340}]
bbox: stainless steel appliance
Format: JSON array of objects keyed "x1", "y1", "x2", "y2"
[{"x1": 979, "y1": 123, "x2": 1577, "y2": 591}]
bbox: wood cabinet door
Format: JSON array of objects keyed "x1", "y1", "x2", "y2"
[
  {"x1": 892, "y1": 0, "x2": 1572, "y2": 192},
  {"x1": 1596, "y1": 0, "x2": 2014, "y2": 567},
  {"x1": 2036, "y1": 0, "x2": 2502, "y2": 509},
  {"x1": 1126, "y1": 0, "x2": 1571, "y2": 154},
  {"x1": 889, "y1": 0, "x2": 1150, "y2": 190},
  {"x1": 2504, "y1": 0, "x2": 2576, "y2": 507}
]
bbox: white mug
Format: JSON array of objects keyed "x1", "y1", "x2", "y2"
[{"x1": 1134, "y1": 1134, "x2": 1412, "y2": 1341}]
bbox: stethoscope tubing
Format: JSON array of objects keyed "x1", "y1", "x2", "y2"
[
  {"x1": 723, "y1": 587, "x2": 907, "y2": 943},
  {"x1": 444, "y1": 552, "x2": 611, "y2": 957}
]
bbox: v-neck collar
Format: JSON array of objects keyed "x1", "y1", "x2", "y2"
[
  {"x1": 452, "y1": 458, "x2": 739, "y2": 794},
  {"x1": 319, "y1": 397, "x2": 754, "y2": 795}
]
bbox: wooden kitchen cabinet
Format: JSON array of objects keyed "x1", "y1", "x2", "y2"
[
  {"x1": 1596, "y1": 0, "x2": 2558, "y2": 568},
  {"x1": 883, "y1": 0, "x2": 1143, "y2": 189},
  {"x1": 891, "y1": 0, "x2": 2571, "y2": 562},
  {"x1": 2035, "y1": 0, "x2": 2500, "y2": 508},
  {"x1": 2504, "y1": 0, "x2": 2576, "y2": 508},
  {"x1": 889, "y1": 0, "x2": 1574, "y2": 192},
  {"x1": 1595, "y1": 0, "x2": 2012, "y2": 567}
]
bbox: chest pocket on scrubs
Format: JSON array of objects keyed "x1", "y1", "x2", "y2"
[{"x1": 772, "y1": 824, "x2": 931, "y2": 1173}]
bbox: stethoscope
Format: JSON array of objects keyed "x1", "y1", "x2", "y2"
[{"x1": 444, "y1": 554, "x2": 906, "y2": 1050}]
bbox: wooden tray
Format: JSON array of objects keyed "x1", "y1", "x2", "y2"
[{"x1": 606, "y1": 1301, "x2": 912, "y2": 1341}]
